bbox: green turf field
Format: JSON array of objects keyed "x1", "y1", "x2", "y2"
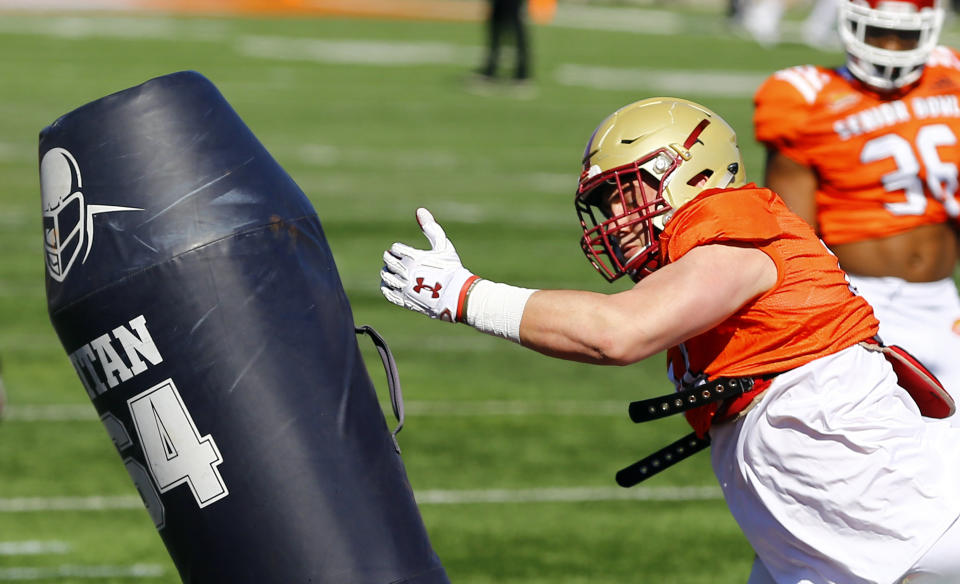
[{"x1": 0, "y1": 5, "x2": 923, "y2": 582}]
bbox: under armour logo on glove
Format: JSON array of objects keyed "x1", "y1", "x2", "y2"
[
  {"x1": 380, "y1": 208, "x2": 479, "y2": 322},
  {"x1": 413, "y1": 278, "x2": 442, "y2": 298}
]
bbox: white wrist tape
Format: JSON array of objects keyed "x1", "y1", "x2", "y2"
[{"x1": 464, "y1": 279, "x2": 537, "y2": 344}]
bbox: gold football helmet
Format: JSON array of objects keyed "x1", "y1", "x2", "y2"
[{"x1": 576, "y1": 97, "x2": 746, "y2": 282}]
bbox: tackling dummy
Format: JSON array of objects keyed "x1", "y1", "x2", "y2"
[{"x1": 39, "y1": 70, "x2": 449, "y2": 584}]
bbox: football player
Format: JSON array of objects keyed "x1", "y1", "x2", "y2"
[
  {"x1": 754, "y1": 0, "x2": 960, "y2": 408},
  {"x1": 380, "y1": 97, "x2": 960, "y2": 583}
]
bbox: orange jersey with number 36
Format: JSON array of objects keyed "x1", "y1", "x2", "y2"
[{"x1": 753, "y1": 47, "x2": 960, "y2": 245}]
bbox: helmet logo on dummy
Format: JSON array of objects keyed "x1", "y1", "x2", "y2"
[{"x1": 40, "y1": 148, "x2": 142, "y2": 282}]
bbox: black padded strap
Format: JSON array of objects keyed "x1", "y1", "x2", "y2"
[
  {"x1": 628, "y1": 377, "x2": 754, "y2": 423},
  {"x1": 356, "y1": 325, "x2": 405, "y2": 453},
  {"x1": 615, "y1": 432, "x2": 712, "y2": 487}
]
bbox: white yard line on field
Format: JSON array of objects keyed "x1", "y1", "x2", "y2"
[
  {"x1": 415, "y1": 485, "x2": 722, "y2": 504},
  {"x1": 0, "y1": 14, "x2": 228, "y2": 41},
  {"x1": 237, "y1": 36, "x2": 763, "y2": 96},
  {"x1": 236, "y1": 35, "x2": 479, "y2": 66},
  {"x1": 15, "y1": 6, "x2": 957, "y2": 50},
  {"x1": 0, "y1": 541, "x2": 70, "y2": 556},
  {"x1": 551, "y1": 5, "x2": 685, "y2": 35},
  {"x1": 0, "y1": 486, "x2": 721, "y2": 514},
  {"x1": 555, "y1": 64, "x2": 768, "y2": 97},
  {"x1": 0, "y1": 564, "x2": 165, "y2": 580},
  {"x1": 0, "y1": 0, "x2": 140, "y2": 9},
  {"x1": 0, "y1": 13, "x2": 771, "y2": 97},
  {"x1": 406, "y1": 400, "x2": 628, "y2": 416},
  {"x1": 2, "y1": 400, "x2": 636, "y2": 422},
  {"x1": 3, "y1": 404, "x2": 98, "y2": 421},
  {"x1": 0, "y1": 142, "x2": 27, "y2": 162},
  {"x1": 0, "y1": 496, "x2": 143, "y2": 512}
]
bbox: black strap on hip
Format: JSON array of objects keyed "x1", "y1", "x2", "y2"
[
  {"x1": 628, "y1": 377, "x2": 754, "y2": 423},
  {"x1": 616, "y1": 432, "x2": 712, "y2": 488},
  {"x1": 616, "y1": 376, "x2": 754, "y2": 487}
]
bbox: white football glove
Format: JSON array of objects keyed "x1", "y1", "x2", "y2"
[{"x1": 380, "y1": 208, "x2": 479, "y2": 322}]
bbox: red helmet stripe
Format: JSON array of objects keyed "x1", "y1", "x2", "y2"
[
  {"x1": 859, "y1": 0, "x2": 936, "y2": 8},
  {"x1": 683, "y1": 119, "x2": 711, "y2": 150}
]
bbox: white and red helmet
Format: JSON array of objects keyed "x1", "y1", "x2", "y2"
[{"x1": 839, "y1": 0, "x2": 945, "y2": 91}]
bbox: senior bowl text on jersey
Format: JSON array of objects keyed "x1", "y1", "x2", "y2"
[{"x1": 754, "y1": 46, "x2": 960, "y2": 246}]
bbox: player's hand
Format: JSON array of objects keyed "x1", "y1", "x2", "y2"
[{"x1": 380, "y1": 208, "x2": 479, "y2": 322}]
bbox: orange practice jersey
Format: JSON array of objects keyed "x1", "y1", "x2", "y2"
[
  {"x1": 753, "y1": 47, "x2": 960, "y2": 245},
  {"x1": 659, "y1": 185, "x2": 879, "y2": 436}
]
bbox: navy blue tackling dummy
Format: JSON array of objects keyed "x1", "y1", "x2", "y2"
[{"x1": 39, "y1": 71, "x2": 449, "y2": 584}]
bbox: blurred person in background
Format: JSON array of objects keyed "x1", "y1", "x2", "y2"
[
  {"x1": 739, "y1": 0, "x2": 787, "y2": 46},
  {"x1": 474, "y1": 0, "x2": 531, "y2": 87},
  {"x1": 803, "y1": 0, "x2": 841, "y2": 48},
  {"x1": 736, "y1": 0, "x2": 843, "y2": 49},
  {"x1": 754, "y1": 0, "x2": 960, "y2": 406},
  {"x1": 729, "y1": 0, "x2": 746, "y2": 21},
  {"x1": 379, "y1": 96, "x2": 960, "y2": 583}
]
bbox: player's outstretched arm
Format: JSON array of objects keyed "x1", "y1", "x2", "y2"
[
  {"x1": 518, "y1": 243, "x2": 777, "y2": 365},
  {"x1": 380, "y1": 209, "x2": 776, "y2": 366}
]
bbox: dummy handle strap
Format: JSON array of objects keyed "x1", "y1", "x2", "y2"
[{"x1": 356, "y1": 325, "x2": 405, "y2": 453}]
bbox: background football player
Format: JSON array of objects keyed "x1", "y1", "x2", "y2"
[
  {"x1": 754, "y1": 0, "x2": 960, "y2": 407},
  {"x1": 380, "y1": 97, "x2": 960, "y2": 583}
]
